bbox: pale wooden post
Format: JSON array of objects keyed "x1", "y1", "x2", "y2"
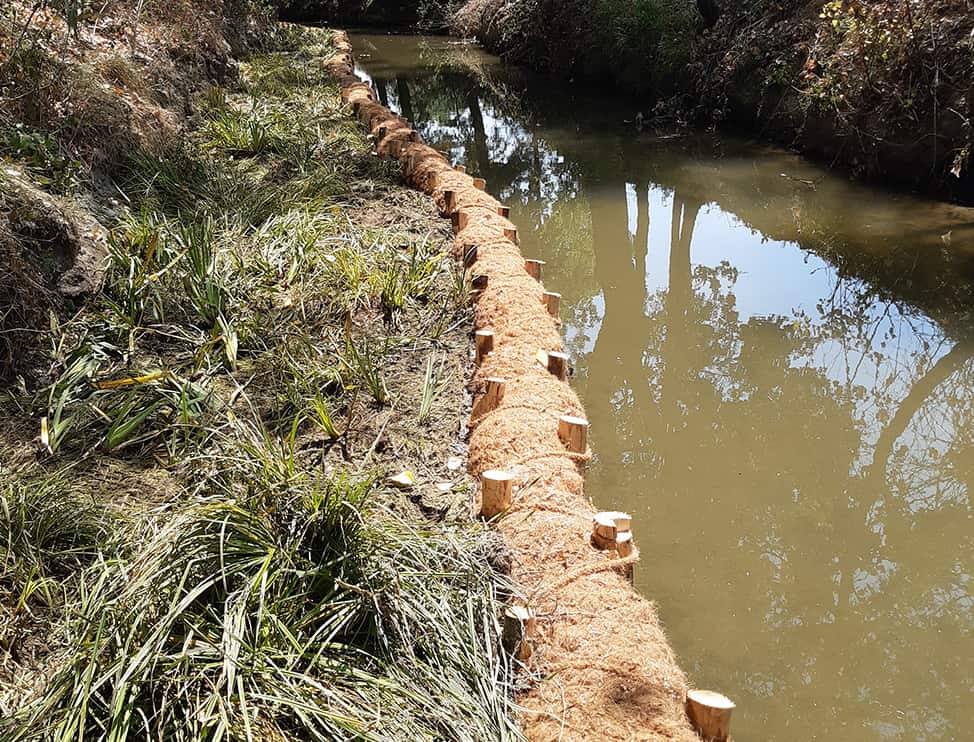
[
  {"x1": 686, "y1": 690, "x2": 735, "y2": 742},
  {"x1": 503, "y1": 227, "x2": 518, "y2": 243},
  {"x1": 472, "y1": 177, "x2": 486, "y2": 191},
  {"x1": 475, "y1": 330, "x2": 494, "y2": 364},
  {"x1": 480, "y1": 470, "x2": 514, "y2": 517},
  {"x1": 543, "y1": 291, "x2": 561, "y2": 318},
  {"x1": 617, "y1": 531, "x2": 635, "y2": 557},
  {"x1": 591, "y1": 511, "x2": 632, "y2": 550},
  {"x1": 503, "y1": 603, "x2": 537, "y2": 660},
  {"x1": 547, "y1": 351, "x2": 568, "y2": 380},
  {"x1": 481, "y1": 377, "x2": 505, "y2": 413},
  {"x1": 524, "y1": 259, "x2": 544, "y2": 281},
  {"x1": 558, "y1": 415, "x2": 588, "y2": 453},
  {"x1": 592, "y1": 512, "x2": 619, "y2": 547},
  {"x1": 455, "y1": 164, "x2": 466, "y2": 173}
]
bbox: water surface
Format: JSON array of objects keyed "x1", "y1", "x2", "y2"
[{"x1": 351, "y1": 32, "x2": 974, "y2": 741}]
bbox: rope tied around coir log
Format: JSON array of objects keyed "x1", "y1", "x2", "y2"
[{"x1": 468, "y1": 402, "x2": 563, "y2": 429}]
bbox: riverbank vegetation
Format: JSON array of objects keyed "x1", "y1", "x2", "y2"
[
  {"x1": 286, "y1": 0, "x2": 972, "y2": 199},
  {"x1": 452, "y1": 0, "x2": 973, "y2": 199},
  {"x1": 1, "y1": 7, "x2": 521, "y2": 738}
]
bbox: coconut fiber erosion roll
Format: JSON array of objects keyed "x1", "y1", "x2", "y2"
[{"x1": 325, "y1": 31, "x2": 699, "y2": 741}]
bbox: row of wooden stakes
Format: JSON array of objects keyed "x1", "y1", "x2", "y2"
[{"x1": 361, "y1": 95, "x2": 736, "y2": 742}]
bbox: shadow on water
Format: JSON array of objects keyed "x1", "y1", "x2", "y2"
[{"x1": 351, "y1": 32, "x2": 974, "y2": 741}]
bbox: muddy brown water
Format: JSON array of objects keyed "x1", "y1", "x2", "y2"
[{"x1": 350, "y1": 32, "x2": 974, "y2": 741}]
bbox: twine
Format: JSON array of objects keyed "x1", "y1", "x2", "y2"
[
  {"x1": 531, "y1": 549, "x2": 639, "y2": 601},
  {"x1": 468, "y1": 402, "x2": 562, "y2": 429}
]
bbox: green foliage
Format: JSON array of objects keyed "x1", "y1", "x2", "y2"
[
  {"x1": 2, "y1": 25, "x2": 514, "y2": 741},
  {"x1": 4, "y1": 434, "x2": 521, "y2": 741},
  {"x1": 491, "y1": 0, "x2": 697, "y2": 93},
  {"x1": 0, "y1": 123, "x2": 81, "y2": 192},
  {"x1": 802, "y1": 0, "x2": 949, "y2": 123},
  {"x1": 0, "y1": 475, "x2": 110, "y2": 587}
]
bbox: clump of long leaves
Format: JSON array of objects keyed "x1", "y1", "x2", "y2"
[{"x1": 4, "y1": 421, "x2": 522, "y2": 741}]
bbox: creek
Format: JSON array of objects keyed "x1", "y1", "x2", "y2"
[{"x1": 350, "y1": 31, "x2": 974, "y2": 741}]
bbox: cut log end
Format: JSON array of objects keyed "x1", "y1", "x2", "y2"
[
  {"x1": 558, "y1": 414, "x2": 588, "y2": 453},
  {"x1": 524, "y1": 259, "x2": 545, "y2": 281},
  {"x1": 480, "y1": 469, "x2": 514, "y2": 518},
  {"x1": 475, "y1": 330, "x2": 495, "y2": 365},
  {"x1": 543, "y1": 291, "x2": 561, "y2": 318},
  {"x1": 686, "y1": 689, "x2": 735, "y2": 742},
  {"x1": 480, "y1": 377, "x2": 506, "y2": 413},
  {"x1": 546, "y1": 351, "x2": 569, "y2": 380}
]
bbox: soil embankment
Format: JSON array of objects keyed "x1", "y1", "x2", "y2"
[
  {"x1": 329, "y1": 31, "x2": 700, "y2": 740},
  {"x1": 453, "y1": 0, "x2": 974, "y2": 202},
  {"x1": 1, "y1": 10, "x2": 521, "y2": 737}
]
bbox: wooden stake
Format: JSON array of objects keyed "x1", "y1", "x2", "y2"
[
  {"x1": 455, "y1": 164, "x2": 466, "y2": 173},
  {"x1": 503, "y1": 227, "x2": 518, "y2": 243},
  {"x1": 480, "y1": 469, "x2": 514, "y2": 518},
  {"x1": 543, "y1": 291, "x2": 561, "y2": 318},
  {"x1": 524, "y1": 259, "x2": 545, "y2": 281},
  {"x1": 686, "y1": 690, "x2": 735, "y2": 742},
  {"x1": 557, "y1": 415, "x2": 588, "y2": 453},
  {"x1": 547, "y1": 351, "x2": 568, "y2": 380},
  {"x1": 443, "y1": 189, "x2": 455, "y2": 214},
  {"x1": 616, "y1": 531, "x2": 634, "y2": 558},
  {"x1": 475, "y1": 330, "x2": 494, "y2": 364},
  {"x1": 481, "y1": 377, "x2": 505, "y2": 413},
  {"x1": 472, "y1": 177, "x2": 486, "y2": 191},
  {"x1": 377, "y1": 125, "x2": 387, "y2": 142},
  {"x1": 593, "y1": 512, "x2": 619, "y2": 542},
  {"x1": 463, "y1": 245, "x2": 478, "y2": 268},
  {"x1": 452, "y1": 211, "x2": 468, "y2": 234},
  {"x1": 503, "y1": 603, "x2": 537, "y2": 660},
  {"x1": 497, "y1": 205, "x2": 511, "y2": 218},
  {"x1": 471, "y1": 274, "x2": 488, "y2": 290},
  {"x1": 407, "y1": 130, "x2": 419, "y2": 143},
  {"x1": 605, "y1": 511, "x2": 632, "y2": 532}
]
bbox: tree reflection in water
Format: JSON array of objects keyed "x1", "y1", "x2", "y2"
[{"x1": 352, "y1": 33, "x2": 974, "y2": 741}]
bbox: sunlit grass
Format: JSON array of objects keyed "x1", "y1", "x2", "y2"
[{"x1": 2, "y1": 23, "x2": 517, "y2": 740}]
